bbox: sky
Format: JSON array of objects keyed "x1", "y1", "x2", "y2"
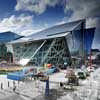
[{"x1": 0, "y1": 0, "x2": 100, "y2": 48}]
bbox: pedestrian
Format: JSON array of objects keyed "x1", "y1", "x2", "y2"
[
  {"x1": 1, "y1": 83, "x2": 3, "y2": 90},
  {"x1": 13, "y1": 86, "x2": 16, "y2": 92},
  {"x1": 60, "y1": 82, "x2": 63, "y2": 87},
  {"x1": 8, "y1": 81, "x2": 9, "y2": 87}
]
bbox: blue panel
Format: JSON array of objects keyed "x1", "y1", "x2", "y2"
[
  {"x1": 84, "y1": 28, "x2": 95, "y2": 54},
  {"x1": 66, "y1": 29, "x2": 83, "y2": 56},
  {"x1": 7, "y1": 74, "x2": 24, "y2": 80},
  {"x1": 72, "y1": 30, "x2": 83, "y2": 54},
  {"x1": 7, "y1": 67, "x2": 34, "y2": 80},
  {"x1": 7, "y1": 74, "x2": 23, "y2": 80},
  {"x1": 7, "y1": 72, "x2": 25, "y2": 81},
  {"x1": 66, "y1": 28, "x2": 95, "y2": 56}
]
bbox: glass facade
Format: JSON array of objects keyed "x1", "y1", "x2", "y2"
[
  {"x1": 65, "y1": 21, "x2": 85, "y2": 58},
  {"x1": 12, "y1": 37, "x2": 71, "y2": 66},
  {"x1": 11, "y1": 20, "x2": 86, "y2": 67}
]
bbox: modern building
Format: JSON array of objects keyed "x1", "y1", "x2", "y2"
[
  {"x1": 9, "y1": 19, "x2": 95, "y2": 67},
  {"x1": 0, "y1": 31, "x2": 23, "y2": 62}
]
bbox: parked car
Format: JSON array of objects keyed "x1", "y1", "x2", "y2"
[
  {"x1": 46, "y1": 67, "x2": 59, "y2": 75},
  {"x1": 65, "y1": 69, "x2": 79, "y2": 86},
  {"x1": 77, "y1": 71, "x2": 86, "y2": 79}
]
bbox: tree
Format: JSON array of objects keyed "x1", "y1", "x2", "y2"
[
  {"x1": 0, "y1": 44, "x2": 7, "y2": 60},
  {"x1": 6, "y1": 52, "x2": 13, "y2": 63},
  {"x1": 0, "y1": 44, "x2": 13, "y2": 62}
]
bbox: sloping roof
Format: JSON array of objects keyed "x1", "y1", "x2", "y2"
[
  {"x1": 0, "y1": 31, "x2": 23, "y2": 43},
  {"x1": 10, "y1": 19, "x2": 85, "y2": 44}
]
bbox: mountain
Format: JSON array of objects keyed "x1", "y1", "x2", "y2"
[{"x1": 0, "y1": 31, "x2": 23, "y2": 43}]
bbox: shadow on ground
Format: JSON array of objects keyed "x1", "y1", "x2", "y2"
[{"x1": 32, "y1": 88, "x2": 74, "y2": 100}]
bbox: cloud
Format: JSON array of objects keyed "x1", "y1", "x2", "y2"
[
  {"x1": 15, "y1": 0, "x2": 100, "y2": 29},
  {"x1": 0, "y1": 14, "x2": 36, "y2": 35},
  {"x1": 15, "y1": 0, "x2": 100, "y2": 17},
  {"x1": 21, "y1": 29, "x2": 43, "y2": 36},
  {"x1": 59, "y1": 0, "x2": 100, "y2": 28},
  {"x1": 14, "y1": 0, "x2": 100, "y2": 36},
  {"x1": 0, "y1": 14, "x2": 49, "y2": 36},
  {"x1": 65, "y1": 0, "x2": 100, "y2": 21},
  {"x1": 0, "y1": 14, "x2": 33, "y2": 27},
  {"x1": 86, "y1": 18, "x2": 98, "y2": 28},
  {"x1": 15, "y1": 0, "x2": 59, "y2": 14}
]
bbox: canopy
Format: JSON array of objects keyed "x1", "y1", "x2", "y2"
[{"x1": 10, "y1": 20, "x2": 84, "y2": 44}]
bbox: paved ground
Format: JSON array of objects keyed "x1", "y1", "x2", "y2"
[{"x1": 0, "y1": 68, "x2": 100, "y2": 100}]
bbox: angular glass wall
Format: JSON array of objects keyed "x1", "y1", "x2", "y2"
[
  {"x1": 13, "y1": 41, "x2": 45, "y2": 65},
  {"x1": 29, "y1": 37, "x2": 71, "y2": 66},
  {"x1": 84, "y1": 28, "x2": 95, "y2": 55},
  {"x1": 12, "y1": 37, "x2": 71, "y2": 66},
  {"x1": 65, "y1": 21, "x2": 85, "y2": 58}
]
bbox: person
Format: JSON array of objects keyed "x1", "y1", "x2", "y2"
[
  {"x1": 13, "y1": 86, "x2": 16, "y2": 92},
  {"x1": 8, "y1": 81, "x2": 9, "y2": 87},
  {"x1": 60, "y1": 82, "x2": 63, "y2": 87},
  {"x1": 1, "y1": 83, "x2": 3, "y2": 90}
]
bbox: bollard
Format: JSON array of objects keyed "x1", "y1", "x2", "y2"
[{"x1": 45, "y1": 77, "x2": 49, "y2": 96}]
